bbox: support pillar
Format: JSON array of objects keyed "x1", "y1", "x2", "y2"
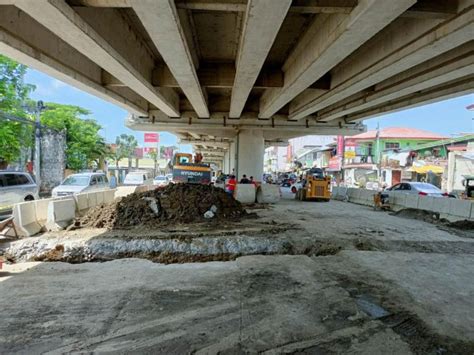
[
  {"x1": 236, "y1": 129, "x2": 264, "y2": 182},
  {"x1": 223, "y1": 151, "x2": 230, "y2": 174},
  {"x1": 229, "y1": 140, "x2": 237, "y2": 175}
]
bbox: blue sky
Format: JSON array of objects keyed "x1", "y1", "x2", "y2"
[
  {"x1": 25, "y1": 69, "x2": 192, "y2": 152},
  {"x1": 25, "y1": 68, "x2": 473, "y2": 144}
]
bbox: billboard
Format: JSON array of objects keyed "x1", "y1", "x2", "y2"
[{"x1": 144, "y1": 133, "x2": 159, "y2": 143}]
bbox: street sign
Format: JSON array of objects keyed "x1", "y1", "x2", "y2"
[{"x1": 144, "y1": 133, "x2": 159, "y2": 143}]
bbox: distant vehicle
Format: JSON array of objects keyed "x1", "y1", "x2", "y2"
[
  {"x1": 153, "y1": 175, "x2": 169, "y2": 187},
  {"x1": 123, "y1": 171, "x2": 153, "y2": 186},
  {"x1": 52, "y1": 172, "x2": 109, "y2": 197},
  {"x1": 385, "y1": 182, "x2": 451, "y2": 197},
  {"x1": 0, "y1": 171, "x2": 39, "y2": 211}
]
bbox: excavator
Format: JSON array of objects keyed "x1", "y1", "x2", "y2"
[
  {"x1": 295, "y1": 167, "x2": 331, "y2": 201},
  {"x1": 170, "y1": 152, "x2": 211, "y2": 184}
]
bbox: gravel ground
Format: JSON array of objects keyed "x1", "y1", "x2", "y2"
[{"x1": 1, "y1": 196, "x2": 473, "y2": 353}]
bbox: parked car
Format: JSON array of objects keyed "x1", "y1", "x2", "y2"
[
  {"x1": 52, "y1": 172, "x2": 109, "y2": 197},
  {"x1": 123, "y1": 171, "x2": 153, "y2": 186},
  {"x1": 153, "y1": 175, "x2": 169, "y2": 187},
  {"x1": 0, "y1": 171, "x2": 39, "y2": 211},
  {"x1": 385, "y1": 182, "x2": 451, "y2": 197}
]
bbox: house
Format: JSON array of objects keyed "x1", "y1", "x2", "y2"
[{"x1": 343, "y1": 127, "x2": 446, "y2": 187}]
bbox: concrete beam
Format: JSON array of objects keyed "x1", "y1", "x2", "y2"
[
  {"x1": 132, "y1": 0, "x2": 209, "y2": 118},
  {"x1": 127, "y1": 112, "x2": 366, "y2": 137},
  {"x1": 258, "y1": 0, "x2": 416, "y2": 118},
  {"x1": 229, "y1": 0, "x2": 291, "y2": 118},
  {"x1": 180, "y1": 139, "x2": 231, "y2": 149},
  {"x1": 318, "y1": 45, "x2": 474, "y2": 122},
  {"x1": 0, "y1": 6, "x2": 147, "y2": 115},
  {"x1": 290, "y1": 7, "x2": 474, "y2": 119},
  {"x1": 15, "y1": 0, "x2": 179, "y2": 117},
  {"x1": 345, "y1": 76, "x2": 474, "y2": 122},
  {"x1": 152, "y1": 63, "x2": 283, "y2": 89},
  {"x1": 201, "y1": 150, "x2": 226, "y2": 157}
]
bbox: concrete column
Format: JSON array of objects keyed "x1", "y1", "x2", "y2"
[
  {"x1": 229, "y1": 140, "x2": 237, "y2": 175},
  {"x1": 223, "y1": 151, "x2": 230, "y2": 173},
  {"x1": 236, "y1": 129, "x2": 264, "y2": 182}
]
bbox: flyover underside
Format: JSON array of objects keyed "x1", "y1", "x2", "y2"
[{"x1": 1, "y1": 0, "x2": 472, "y2": 173}]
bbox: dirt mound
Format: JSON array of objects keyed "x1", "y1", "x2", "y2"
[
  {"x1": 392, "y1": 208, "x2": 443, "y2": 223},
  {"x1": 445, "y1": 219, "x2": 474, "y2": 230},
  {"x1": 76, "y1": 184, "x2": 247, "y2": 229}
]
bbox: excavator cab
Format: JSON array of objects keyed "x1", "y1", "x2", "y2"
[{"x1": 296, "y1": 168, "x2": 331, "y2": 201}]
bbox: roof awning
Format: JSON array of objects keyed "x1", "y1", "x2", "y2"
[{"x1": 407, "y1": 165, "x2": 444, "y2": 174}]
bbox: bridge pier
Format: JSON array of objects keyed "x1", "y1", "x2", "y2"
[{"x1": 236, "y1": 129, "x2": 265, "y2": 182}]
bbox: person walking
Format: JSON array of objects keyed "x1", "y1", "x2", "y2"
[
  {"x1": 226, "y1": 175, "x2": 237, "y2": 197},
  {"x1": 240, "y1": 174, "x2": 250, "y2": 184}
]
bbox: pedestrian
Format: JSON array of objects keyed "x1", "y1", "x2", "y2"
[
  {"x1": 240, "y1": 174, "x2": 250, "y2": 184},
  {"x1": 249, "y1": 176, "x2": 256, "y2": 186},
  {"x1": 109, "y1": 173, "x2": 117, "y2": 188},
  {"x1": 226, "y1": 174, "x2": 237, "y2": 197}
]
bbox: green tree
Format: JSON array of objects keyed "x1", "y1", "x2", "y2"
[
  {"x1": 0, "y1": 55, "x2": 35, "y2": 166},
  {"x1": 40, "y1": 103, "x2": 106, "y2": 171},
  {"x1": 114, "y1": 134, "x2": 138, "y2": 169}
]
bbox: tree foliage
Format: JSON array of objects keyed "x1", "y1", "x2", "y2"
[
  {"x1": 40, "y1": 103, "x2": 107, "y2": 171},
  {"x1": 113, "y1": 134, "x2": 138, "y2": 168},
  {"x1": 0, "y1": 55, "x2": 35, "y2": 165}
]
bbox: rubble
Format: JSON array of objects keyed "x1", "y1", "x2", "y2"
[{"x1": 75, "y1": 184, "x2": 247, "y2": 230}]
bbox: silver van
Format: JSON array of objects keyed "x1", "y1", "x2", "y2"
[
  {"x1": 52, "y1": 172, "x2": 109, "y2": 197},
  {"x1": 0, "y1": 171, "x2": 39, "y2": 211}
]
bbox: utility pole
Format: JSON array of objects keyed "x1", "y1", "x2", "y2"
[{"x1": 34, "y1": 101, "x2": 44, "y2": 188}]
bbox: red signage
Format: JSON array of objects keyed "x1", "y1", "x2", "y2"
[
  {"x1": 328, "y1": 156, "x2": 341, "y2": 171},
  {"x1": 144, "y1": 133, "x2": 159, "y2": 143},
  {"x1": 336, "y1": 135, "x2": 344, "y2": 157}
]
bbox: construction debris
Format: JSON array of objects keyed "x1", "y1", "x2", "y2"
[{"x1": 75, "y1": 184, "x2": 246, "y2": 229}]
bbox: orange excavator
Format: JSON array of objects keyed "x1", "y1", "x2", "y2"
[{"x1": 171, "y1": 153, "x2": 211, "y2": 184}]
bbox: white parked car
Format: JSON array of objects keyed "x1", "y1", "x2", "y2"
[
  {"x1": 123, "y1": 171, "x2": 153, "y2": 186},
  {"x1": 153, "y1": 175, "x2": 169, "y2": 187},
  {"x1": 384, "y1": 182, "x2": 450, "y2": 197},
  {"x1": 52, "y1": 172, "x2": 109, "y2": 198},
  {"x1": 0, "y1": 171, "x2": 39, "y2": 211}
]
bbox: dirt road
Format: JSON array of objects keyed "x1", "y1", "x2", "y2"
[{"x1": 1, "y1": 198, "x2": 473, "y2": 353}]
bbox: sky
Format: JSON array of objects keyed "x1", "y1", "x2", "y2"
[
  {"x1": 24, "y1": 68, "x2": 473, "y2": 145},
  {"x1": 25, "y1": 69, "x2": 193, "y2": 152}
]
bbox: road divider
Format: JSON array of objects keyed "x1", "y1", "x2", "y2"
[
  {"x1": 332, "y1": 187, "x2": 473, "y2": 221},
  {"x1": 234, "y1": 184, "x2": 256, "y2": 204},
  {"x1": 256, "y1": 184, "x2": 280, "y2": 204}
]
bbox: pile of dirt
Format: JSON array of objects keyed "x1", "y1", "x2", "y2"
[
  {"x1": 445, "y1": 219, "x2": 474, "y2": 230},
  {"x1": 392, "y1": 208, "x2": 443, "y2": 223},
  {"x1": 75, "y1": 184, "x2": 247, "y2": 229}
]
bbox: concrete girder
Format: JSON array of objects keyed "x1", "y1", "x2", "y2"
[
  {"x1": 289, "y1": 6, "x2": 474, "y2": 120},
  {"x1": 318, "y1": 44, "x2": 474, "y2": 122},
  {"x1": 150, "y1": 63, "x2": 284, "y2": 89},
  {"x1": 131, "y1": 0, "x2": 209, "y2": 118},
  {"x1": 179, "y1": 139, "x2": 231, "y2": 149},
  {"x1": 14, "y1": 0, "x2": 180, "y2": 117},
  {"x1": 258, "y1": 0, "x2": 417, "y2": 119},
  {"x1": 200, "y1": 150, "x2": 226, "y2": 157},
  {"x1": 0, "y1": 6, "x2": 147, "y2": 115},
  {"x1": 229, "y1": 0, "x2": 291, "y2": 118},
  {"x1": 344, "y1": 75, "x2": 474, "y2": 122},
  {"x1": 126, "y1": 113, "x2": 366, "y2": 139}
]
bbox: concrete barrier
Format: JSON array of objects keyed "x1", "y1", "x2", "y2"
[
  {"x1": 449, "y1": 199, "x2": 472, "y2": 219},
  {"x1": 115, "y1": 186, "x2": 138, "y2": 199},
  {"x1": 234, "y1": 184, "x2": 256, "y2": 204},
  {"x1": 74, "y1": 193, "x2": 89, "y2": 215},
  {"x1": 95, "y1": 190, "x2": 105, "y2": 205},
  {"x1": 256, "y1": 184, "x2": 280, "y2": 204},
  {"x1": 417, "y1": 196, "x2": 436, "y2": 212},
  {"x1": 103, "y1": 189, "x2": 116, "y2": 204},
  {"x1": 13, "y1": 201, "x2": 42, "y2": 237},
  {"x1": 33, "y1": 198, "x2": 55, "y2": 226},
  {"x1": 404, "y1": 194, "x2": 419, "y2": 209},
  {"x1": 46, "y1": 198, "x2": 76, "y2": 231}
]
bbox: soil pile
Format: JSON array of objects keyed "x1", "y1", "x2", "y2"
[{"x1": 76, "y1": 184, "x2": 246, "y2": 229}]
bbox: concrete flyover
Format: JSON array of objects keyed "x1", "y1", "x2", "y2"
[{"x1": 1, "y1": 0, "x2": 472, "y2": 179}]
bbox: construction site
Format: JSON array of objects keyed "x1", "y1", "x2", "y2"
[{"x1": 0, "y1": 0, "x2": 473, "y2": 353}]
